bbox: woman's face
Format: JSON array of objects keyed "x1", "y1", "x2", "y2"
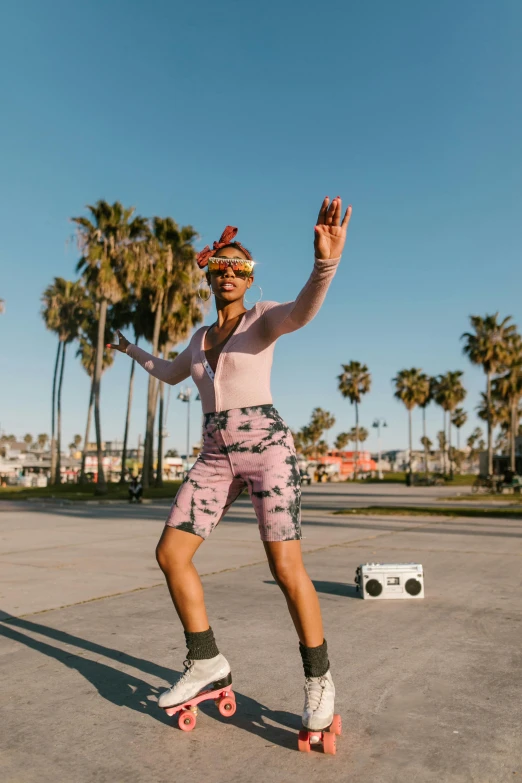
[{"x1": 207, "y1": 246, "x2": 254, "y2": 304}]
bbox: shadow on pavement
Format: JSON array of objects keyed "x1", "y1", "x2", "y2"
[
  {"x1": 0, "y1": 613, "x2": 299, "y2": 748},
  {"x1": 264, "y1": 579, "x2": 359, "y2": 598}
]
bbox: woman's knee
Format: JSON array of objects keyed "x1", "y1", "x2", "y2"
[
  {"x1": 156, "y1": 527, "x2": 201, "y2": 573},
  {"x1": 271, "y1": 558, "x2": 306, "y2": 591},
  {"x1": 155, "y1": 541, "x2": 170, "y2": 572},
  {"x1": 156, "y1": 541, "x2": 189, "y2": 574}
]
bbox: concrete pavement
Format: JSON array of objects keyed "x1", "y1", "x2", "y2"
[{"x1": 1, "y1": 485, "x2": 521, "y2": 782}]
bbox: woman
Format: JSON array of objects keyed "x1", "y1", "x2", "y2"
[{"x1": 109, "y1": 195, "x2": 351, "y2": 732}]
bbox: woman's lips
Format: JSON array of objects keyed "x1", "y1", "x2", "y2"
[{"x1": 220, "y1": 283, "x2": 235, "y2": 290}]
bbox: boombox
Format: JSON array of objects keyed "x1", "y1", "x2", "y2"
[{"x1": 355, "y1": 563, "x2": 424, "y2": 599}]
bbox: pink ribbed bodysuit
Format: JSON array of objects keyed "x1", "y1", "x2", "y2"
[{"x1": 127, "y1": 256, "x2": 341, "y2": 413}]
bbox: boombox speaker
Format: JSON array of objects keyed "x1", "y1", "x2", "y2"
[{"x1": 355, "y1": 563, "x2": 424, "y2": 599}]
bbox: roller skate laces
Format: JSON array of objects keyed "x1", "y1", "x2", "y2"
[{"x1": 304, "y1": 674, "x2": 328, "y2": 712}]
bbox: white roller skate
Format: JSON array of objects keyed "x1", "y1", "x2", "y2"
[
  {"x1": 298, "y1": 669, "x2": 342, "y2": 754},
  {"x1": 158, "y1": 653, "x2": 232, "y2": 710}
]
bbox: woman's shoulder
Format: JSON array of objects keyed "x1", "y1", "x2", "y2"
[
  {"x1": 184, "y1": 325, "x2": 206, "y2": 351},
  {"x1": 190, "y1": 325, "x2": 207, "y2": 340},
  {"x1": 250, "y1": 300, "x2": 283, "y2": 316}
]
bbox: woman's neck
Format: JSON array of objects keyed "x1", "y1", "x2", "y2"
[{"x1": 214, "y1": 300, "x2": 246, "y2": 328}]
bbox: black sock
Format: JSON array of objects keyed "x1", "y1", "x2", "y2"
[
  {"x1": 299, "y1": 639, "x2": 330, "y2": 678},
  {"x1": 184, "y1": 627, "x2": 220, "y2": 660}
]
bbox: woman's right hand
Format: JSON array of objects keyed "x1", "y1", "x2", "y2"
[{"x1": 107, "y1": 330, "x2": 131, "y2": 353}]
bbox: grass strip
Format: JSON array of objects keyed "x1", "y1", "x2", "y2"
[
  {"x1": 344, "y1": 473, "x2": 476, "y2": 486},
  {"x1": 441, "y1": 494, "x2": 521, "y2": 504},
  {"x1": 333, "y1": 505, "x2": 522, "y2": 520},
  {"x1": 0, "y1": 481, "x2": 182, "y2": 502}
]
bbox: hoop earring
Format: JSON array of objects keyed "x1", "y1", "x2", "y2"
[
  {"x1": 198, "y1": 281, "x2": 212, "y2": 302},
  {"x1": 244, "y1": 284, "x2": 263, "y2": 305}
]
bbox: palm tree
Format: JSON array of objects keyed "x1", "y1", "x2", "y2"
[
  {"x1": 334, "y1": 432, "x2": 350, "y2": 451},
  {"x1": 476, "y1": 390, "x2": 510, "y2": 472},
  {"x1": 76, "y1": 307, "x2": 115, "y2": 483},
  {"x1": 304, "y1": 408, "x2": 336, "y2": 460},
  {"x1": 293, "y1": 409, "x2": 336, "y2": 463},
  {"x1": 37, "y1": 433, "x2": 49, "y2": 452},
  {"x1": 41, "y1": 280, "x2": 66, "y2": 482},
  {"x1": 348, "y1": 426, "x2": 369, "y2": 446},
  {"x1": 156, "y1": 349, "x2": 178, "y2": 487},
  {"x1": 136, "y1": 218, "x2": 199, "y2": 488},
  {"x1": 110, "y1": 296, "x2": 147, "y2": 483},
  {"x1": 437, "y1": 431, "x2": 447, "y2": 472},
  {"x1": 433, "y1": 371, "x2": 466, "y2": 478},
  {"x1": 467, "y1": 427, "x2": 483, "y2": 472},
  {"x1": 476, "y1": 390, "x2": 509, "y2": 430},
  {"x1": 72, "y1": 201, "x2": 148, "y2": 493},
  {"x1": 23, "y1": 434, "x2": 33, "y2": 449},
  {"x1": 393, "y1": 368, "x2": 429, "y2": 483},
  {"x1": 462, "y1": 314, "x2": 516, "y2": 476},
  {"x1": 494, "y1": 334, "x2": 522, "y2": 472},
  {"x1": 420, "y1": 435, "x2": 432, "y2": 472},
  {"x1": 315, "y1": 440, "x2": 329, "y2": 457},
  {"x1": 292, "y1": 429, "x2": 311, "y2": 456},
  {"x1": 418, "y1": 374, "x2": 434, "y2": 475},
  {"x1": 451, "y1": 408, "x2": 468, "y2": 451},
  {"x1": 42, "y1": 278, "x2": 89, "y2": 483},
  {"x1": 338, "y1": 361, "x2": 371, "y2": 479}
]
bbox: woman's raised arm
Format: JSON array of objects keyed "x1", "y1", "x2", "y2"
[{"x1": 262, "y1": 196, "x2": 351, "y2": 340}]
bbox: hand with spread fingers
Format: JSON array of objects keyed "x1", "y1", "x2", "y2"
[
  {"x1": 314, "y1": 196, "x2": 352, "y2": 260},
  {"x1": 107, "y1": 330, "x2": 131, "y2": 354}
]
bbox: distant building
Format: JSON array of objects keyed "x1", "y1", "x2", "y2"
[{"x1": 314, "y1": 450, "x2": 377, "y2": 478}]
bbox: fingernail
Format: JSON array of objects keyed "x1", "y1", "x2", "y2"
[{"x1": 314, "y1": 226, "x2": 319, "y2": 232}]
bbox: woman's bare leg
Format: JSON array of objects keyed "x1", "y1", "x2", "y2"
[
  {"x1": 156, "y1": 526, "x2": 209, "y2": 633},
  {"x1": 263, "y1": 540, "x2": 324, "y2": 647}
]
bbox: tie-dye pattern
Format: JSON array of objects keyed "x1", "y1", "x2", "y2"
[{"x1": 166, "y1": 405, "x2": 302, "y2": 542}]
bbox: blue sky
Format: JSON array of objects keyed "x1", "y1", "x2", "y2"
[{"x1": 1, "y1": 0, "x2": 521, "y2": 456}]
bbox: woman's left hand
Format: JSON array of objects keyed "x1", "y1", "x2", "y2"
[{"x1": 314, "y1": 196, "x2": 352, "y2": 260}]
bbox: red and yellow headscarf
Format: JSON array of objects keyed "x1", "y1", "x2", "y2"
[{"x1": 196, "y1": 226, "x2": 255, "y2": 275}]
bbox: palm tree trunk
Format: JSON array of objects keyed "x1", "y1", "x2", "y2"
[
  {"x1": 448, "y1": 411, "x2": 454, "y2": 481},
  {"x1": 443, "y1": 411, "x2": 447, "y2": 475},
  {"x1": 79, "y1": 374, "x2": 95, "y2": 484},
  {"x1": 50, "y1": 340, "x2": 62, "y2": 484},
  {"x1": 408, "y1": 408, "x2": 413, "y2": 482},
  {"x1": 119, "y1": 337, "x2": 138, "y2": 483},
  {"x1": 143, "y1": 296, "x2": 163, "y2": 489},
  {"x1": 155, "y1": 345, "x2": 169, "y2": 488},
  {"x1": 55, "y1": 342, "x2": 67, "y2": 484},
  {"x1": 156, "y1": 382, "x2": 165, "y2": 488},
  {"x1": 423, "y1": 406, "x2": 428, "y2": 476},
  {"x1": 511, "y1": 399, "x2": 517, "y2": 472},
  {"x1": 486, "y1": 372, "x2": 493, "y2": 476},
  {"x1": 354, "y1": 401, "x2": 359, "y2": 480},
  {"x1": 93, "y1": 299, "x2": 108, "y2": 492}
]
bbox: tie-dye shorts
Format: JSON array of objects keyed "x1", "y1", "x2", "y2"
[{"x1": 166, "y1": 405, "x2": 302, "y2": 542}]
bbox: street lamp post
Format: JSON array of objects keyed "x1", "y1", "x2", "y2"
[
  {"x1": 177, "y1": 387, "x2": 193, "y2": 473},
  {"x1": 372, "y1": 418, "x2": 387, "y2": 480}
]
